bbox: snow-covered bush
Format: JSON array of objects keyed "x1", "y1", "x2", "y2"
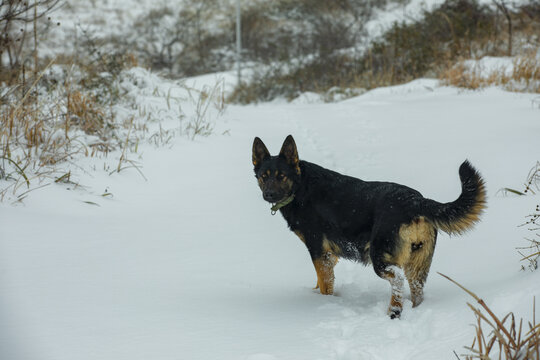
[
  {"x1": 230, "y1": 0, "x2": 540, "y2": 103},
  {"x1": 0, "y1": 0, "x2": 60, "y2": 81},
  {"x1": 129, "y1": 0, "x2": 232, "y2": 77},
  {"x1": 237, "y1": 0, "x2": 379, "y2": 62},
  {"x1": 441, "y1": 53, "x2": 540, "y2": 92}
]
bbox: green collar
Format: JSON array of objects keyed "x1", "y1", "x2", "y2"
[{"x1": 270, "y1": 194, "x2": 295, "y2": 215}]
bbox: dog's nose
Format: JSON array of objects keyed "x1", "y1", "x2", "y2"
[{"x1": 264, "y1": 191, "x2": 278, "y2": 202}]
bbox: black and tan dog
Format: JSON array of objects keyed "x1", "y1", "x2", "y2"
[{"x1": 252, "y1": 135, "x2": 486, "y2": 318}]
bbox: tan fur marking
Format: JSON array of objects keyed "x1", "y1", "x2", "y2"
[
  {"x1": 389, "y1": 293, "x2": 402, "y2": 311},
  {"x1": 398, "y1": 216, "x2": 437, "y2": 308},
  {"x1": 313, "y1": 253, "x2": 338, "y2": 295},
  {"x1": 322, "y1": 236, "x2": 342, "y2": 256},
  {"x1": 435, "y1": 178, "x2": 487, "y2": 235},
  {"x1": 388, "y1": 217, "x2": 435, "y2": 264}
]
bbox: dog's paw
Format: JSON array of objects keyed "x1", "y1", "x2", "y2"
[{"x1": 388, "y1": 307, "x2": 401, "y2": 319}]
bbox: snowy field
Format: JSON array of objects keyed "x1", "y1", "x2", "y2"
[{"x1": 1, "y1": 74, "x2": 539, "y2": 359}]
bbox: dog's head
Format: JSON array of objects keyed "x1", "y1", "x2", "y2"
[{"x1": 252, "y1": 135, "x2": 301, "y2": 203}]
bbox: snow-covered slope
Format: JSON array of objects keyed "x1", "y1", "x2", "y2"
[{"x1": 1, "y1": 78, "x2": 539, "y2": 360}]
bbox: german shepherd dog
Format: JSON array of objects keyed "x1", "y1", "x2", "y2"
[{"x1": 252, "y1": 135, "x2": 486, "y2": 318}]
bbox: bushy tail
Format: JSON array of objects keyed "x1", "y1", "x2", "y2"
[{"x1": 422, "y1": 160, "x2": 487, "y2": 235}]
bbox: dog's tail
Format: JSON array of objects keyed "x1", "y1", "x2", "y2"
[{"x1": 420, "y1": 160, "x2": 487, "y2": 235}]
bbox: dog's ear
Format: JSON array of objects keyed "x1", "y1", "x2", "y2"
[
  {"x1": 252, "y1": 137, "x2": 270, "y2": 167},
  {"x1": 279, "y1": 135, "x2": 300, "y2": 173}
]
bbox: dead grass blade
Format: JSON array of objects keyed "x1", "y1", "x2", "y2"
[
  {"x1": 1, "y1": 156, "x2": 30, "y2": 188},
  {"x1": 439, "y1": 273, "x2": 539, "y2": 359}
]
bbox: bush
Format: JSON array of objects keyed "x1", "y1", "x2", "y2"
[
  {"x1": 0, "y1": 0, "x2": 60, "y2": 83},
  {"x1": 440, "y1": 54, "x2": 540, "y2": 93},
  {"x1": 237, "y1": 0, "x2": 382, "y2": 63},
  {"x1": 129, "y1": 0, "x2": 232, "y2": 77},
  {"x1": 230, "y1": 0, "x2": 540, "y2": 103}
]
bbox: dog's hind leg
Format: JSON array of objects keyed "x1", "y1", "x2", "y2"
[
  {"x1": 371, "y1": 251, "x2": 407, "y2": 318},
  {"x1": 370, "y1": 226, "x2": 412, "y2": 319},
  {"x1": 402, "y1": 219, "x2": 437, "y2": 308},
  {"x1": 375, "y1": 264, "x2": 406, "y2": 319}
]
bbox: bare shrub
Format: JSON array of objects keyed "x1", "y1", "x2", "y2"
[
  {"x1": 130, "y1": 0, "x2": 231, "y2": 77},
  {"x1": 231, "y1": 0, "x2": 540, "y2": 103},
  {"x1": 517, "y1": 162, "x2": 540, "y2": 271},
  {"x1": 0, "y1": 0, "x2": 60, "y2": 81},
  {"x1": 237, "y1": 0, "x2": 380, "y2": 64},
  {"x1": 518, "y1": 218, "x2": 540, "y2": 272}
]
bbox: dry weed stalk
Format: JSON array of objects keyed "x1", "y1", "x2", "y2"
[
  {"x1": 441, "y1": 53, "x2": 540, "y2": 93},
  {"x1": 498, "y1": 162, "x2": 540, "y2": 197},
  {"x1": 523, "y1": 162, "x2": 540, "y2": 195},
  {"x1": 185, "y1": 80, "x2": 226, "y2": 140},
  {"x1": 66, "y1": 91, "x2": 105, "y2": 135},
  {"x1": 440, "y1": 273, "x2": 540, "y2": 360},
  {"x1": 518, "y1": 203, "x2": 540, "y2": 271}
]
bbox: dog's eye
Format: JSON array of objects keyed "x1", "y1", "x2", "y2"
[
  {"x1": 277, "y1": 173, "x2": 284, "y2": 180},
  {"x1": 261, "y1": 173, "x2": 267, "y2": 179}
]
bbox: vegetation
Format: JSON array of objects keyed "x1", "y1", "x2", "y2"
[
  {"x1": 517, "y1": 163, "x2": 540, "y2": 272},
  {"x1": 1, "y1": 0, "x2": 539, "y2": 196},
  {"x1": 229, "y1": 0, "x2": 540, "y2": 103},
  {"x1": 0, "y1": 1, "x2": 226, "y2": 201},
  {"x1": 441, "y1": 273, "x2": 540, "y2": 360}
]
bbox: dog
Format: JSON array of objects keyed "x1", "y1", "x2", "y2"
[{"x1": 252, "y1": 135, "x2": 486, "y2": 318}]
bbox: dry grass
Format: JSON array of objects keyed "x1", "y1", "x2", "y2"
[
  {"x1": 0, "y1": 56, "x2": 127, "y2": 201},
  {"x1": 231, "y1": 0, "x2": 540, "y2": 103},
  {"x1": 441, "y1": 53, "x2": 540, "y2": 93},
  {"x1": 440, "y1": 273, "x2": 540, "y2": 360},
  {"x1": 66, "y1": 91, "x2": 106, "y2": 135},
  {"x1": 184, "y1": 81, "x2": 226, "y2": 139}
]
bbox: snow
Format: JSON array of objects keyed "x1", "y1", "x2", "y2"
[
  {"x1": 4, "y1": 0, "x2": 539, "y2": 357},
  {"x1": 2, "y1": 74, "x2": 540, "y2": 359},
  {"x1": 365, "y1": 0, "x2": 532, "y2": 41},
  {"x1": 462, "y1": 56, "x2": 516, "y2": 77}
]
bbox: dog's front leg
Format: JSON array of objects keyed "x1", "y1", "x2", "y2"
[
  {"x1": 294, "y1": 230, "x2": 338, "y2": 294},
  {"x1": 312, "y1": 252, "x2": 338, "y2": 295}
]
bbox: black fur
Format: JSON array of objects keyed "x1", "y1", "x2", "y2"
[{"x1": 253, "y1": 135, "x2": 486, "y2": 317}]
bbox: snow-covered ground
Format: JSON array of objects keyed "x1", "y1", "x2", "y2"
[{"x1": 1, "y1": 75, "x2": 539, "y2": 359}]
